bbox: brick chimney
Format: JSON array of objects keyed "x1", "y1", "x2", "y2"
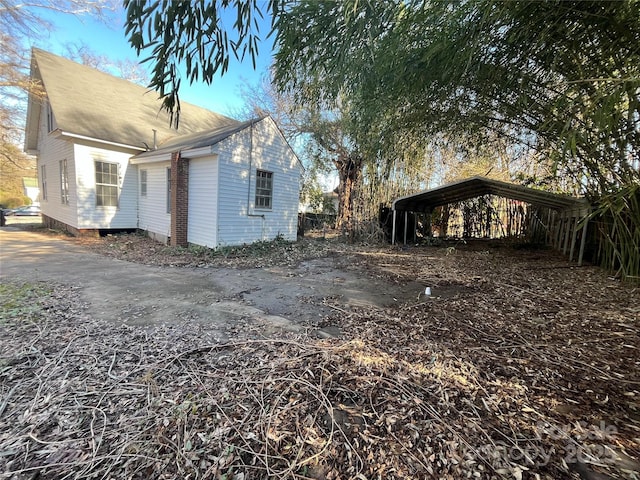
[{"x1": 170, "y1": 151, "x2": 189, "y2": 247}]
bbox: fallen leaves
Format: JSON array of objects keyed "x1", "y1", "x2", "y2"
[
  {"x1": 72, "y1": 232, "x2": 340, "y2": 269},
  {"x1": 1, "y1": 241, "x2": 639, "y2": 479}
]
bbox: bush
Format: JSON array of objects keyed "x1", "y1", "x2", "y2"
[{"x1": 0, "y1": 195, "x2": 32, "y2": 209}]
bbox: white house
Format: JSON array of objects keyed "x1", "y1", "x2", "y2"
[
  {"x1": 24, "y1": 49, "x2": 301, "y2": 247},
  {"x1": 22, "y1": 178, "x2": 40, "y2": 204}
]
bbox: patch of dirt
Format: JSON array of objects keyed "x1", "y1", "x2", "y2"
[
  {"x1": 3, "y1": 228, "x2": 420, "y2": 333},
  {"x1": 68, "y1": 231, "x2": 431, "y2": 328},
  {"x1": 1, "y1": 231, "x2": 639, "y2": 479}
]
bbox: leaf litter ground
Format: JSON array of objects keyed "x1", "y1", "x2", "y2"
[{"x1": 1, "y1": 233, "x2": 639, "y2": 480}]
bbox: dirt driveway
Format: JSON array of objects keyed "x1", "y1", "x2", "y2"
[{"x1": 0, "y1": 227, "x2": 418, "y2": 339}]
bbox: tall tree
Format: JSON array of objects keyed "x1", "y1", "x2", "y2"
[
  {"x1": 275, "y1": 0, "x2": 640, "y2": 197},
  {"x1": 234, "y1": 74, "x2": 365, "y2": 229}
]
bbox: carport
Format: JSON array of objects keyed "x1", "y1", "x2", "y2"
[{"x1": 391, "y1": 176, "x2": 591, "y2": 264}]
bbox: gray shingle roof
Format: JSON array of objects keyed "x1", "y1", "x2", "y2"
[
  {"x1": 30, "y1": 48, "x2": 239, "y2": 150},
  {"x1": 133, "y1": 118, "x2": 262, "y2": 159}
]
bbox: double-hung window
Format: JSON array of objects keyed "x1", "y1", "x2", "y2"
[
  {"x1": 60, "y1": 159, "x2": 69, "y2": 204},
  {"x1": 95, "y1": 161, "x2": 118, "y2": 207},
  {"x1": 255, "y1": 170, "x2": 273, "y2": 210},
  {"x1": 40, "y1": 165, "x2": 47, "y2": 201},
  {"x1": 140, "y1": 169, "x2": 148, "y2": 197}
]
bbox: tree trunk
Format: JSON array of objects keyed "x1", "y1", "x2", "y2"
[{"x1": 334, "y1": 154, "x2": 363, "y2": 232}]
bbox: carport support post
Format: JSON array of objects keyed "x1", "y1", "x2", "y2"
[
  {"x1": 403, "y1": 210, "x2": 408, "y2": 245},
  {"x1": 569, "y1": 215, "x2": 580, "y2": 262},
  {"x1": 556, "y1": 212, "x2": 565, "y2": 250},
  {"x1": 563, "y1": 215, "x2": 571, "y2": 254},
  {"x1": 391, "y1": 209, "x2": 397, "y2": 245},
  {"x1": 413, "y1": 213, "x2": 417, "y2": 243},
  {"x1": 578, "y1": 216, "x2": 589, "y2": 266}
]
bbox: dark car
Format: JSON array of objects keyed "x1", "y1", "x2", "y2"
[{"x1": 4, "y1": 205, "x2": 41, "y2": 216}]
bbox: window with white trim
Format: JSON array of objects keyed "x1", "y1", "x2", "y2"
[
  {"x1": 255, "y1": 170, "x2": 273, "y2": 210},
  {"x1": 40, "y1": 165, "x2": 47, "y2": 201},
  {"x1": 60, "y1": 159, "x2": 69, "y2": 204},
  {"x1": 46, "y1": 102, "x2": 54, "y2": 132},
  {"x1": 95, "y1": 161, "x2": 118, "y2": 207},
  {"x1": 140, "y1": 169, "x2": 147, "y2": 196}
]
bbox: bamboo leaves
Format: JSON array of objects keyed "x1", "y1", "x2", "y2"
[
  {"x1": 123, "y1": 0, "x2": 277, "y2": 128},
  {"x1": 272, "y1": 1, "x2": 639, "y2": 195},
  {"x1": 593, "y1": 183, "x2": 640, "y2": 283}
]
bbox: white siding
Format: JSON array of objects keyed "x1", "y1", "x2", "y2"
[
  {"x1": 36, "y1": 102, "x2": 76, "y2": 227},
  {"x1": 188, "y1": 156, "x2": 218, "y2": 247},
  {"x1": 74, "y1": 144, "x2": 138, "y2": 229},
  {"x1": 138, "y1": 161, "x2": 171, "y2": 242},
  {"x1": 35, "y1": 101, "x2": 139, "y2": 230},
  {"x1": 216, "y1": 117, "x2": 301, "y2": 247}
]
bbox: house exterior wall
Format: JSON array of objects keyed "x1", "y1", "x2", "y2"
[
  {"x1": 71, "y1": 117, "x2": 300, "y2": 248},
  {"x1": 36, "y1": 101, "x2": 77, "y2": 229},
  {"x1": 138, "y1": 161, "x2": 171, "y2": 243},
  {"x1": 216, "y1": 118, "x2": 301, "y2": 247},
  {"x1": 74, "y1": 143, "x2": 138, "y2": 229},
  {"x1": 34, "y1": 101, "x2": 139, "y2": 232},
  {"x1": 187, "y1": 155, "x2": 219, "y2": 248}
]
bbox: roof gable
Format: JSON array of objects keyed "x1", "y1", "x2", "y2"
[
  {"x1": 26, "y1": 48, "x2": 239, "y2": 151},
  {"x1": 132, "y1": 116, "x2": 303, "y2": 170}
]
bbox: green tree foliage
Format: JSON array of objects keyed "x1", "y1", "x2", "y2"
[
  {"x1": 125, "y1": 0, "x2": 638, "y2": 197},
  {"x1": 275, "y1": 0, "x2": 639, "y2": 197},
  {"x1": 124, "y1": 0, "x2": 280, "y2": 128}
]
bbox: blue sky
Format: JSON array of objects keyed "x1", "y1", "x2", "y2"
[{"x1": 35, "y1": 5, "x2": 274, "y2": 117}]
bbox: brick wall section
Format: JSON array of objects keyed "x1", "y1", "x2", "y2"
[{"x1": 170, "y1": 151, "x2": 189, "y2": 247}]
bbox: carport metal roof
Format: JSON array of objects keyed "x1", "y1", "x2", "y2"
[{"x1": 392, "y1": 176, "x2": 589, "y2": 213}]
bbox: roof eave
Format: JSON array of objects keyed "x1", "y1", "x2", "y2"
[
  {"x1": 130, "y1": 145, "x2": 219, "y2": 164},
  {"x1": 183, "y1": 146, "x2": 217, "y2": 159},
  {"x1": 56, "y1": 130, "x2": 146, "y2": 153},
  {"x1": 129, "y1": 152, "x2": 173, "y2": 164},
  {"x1": 24, "y1": 55, "x2": 43, "y2": 153}
]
